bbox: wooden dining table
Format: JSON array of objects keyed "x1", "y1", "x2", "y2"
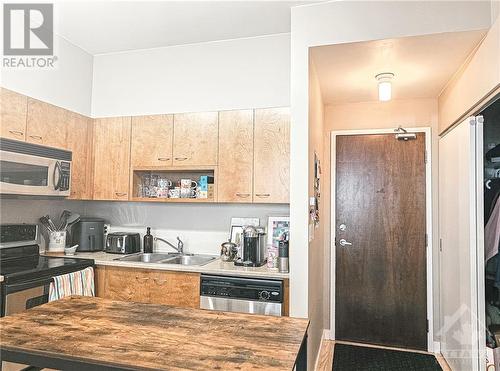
[{"x1": 0, "y1": 296, "x2": 309, "y2": 370}]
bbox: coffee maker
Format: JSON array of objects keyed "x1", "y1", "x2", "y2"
[{"x1": 234, "y1": 225, "x2": 267, "y2": 267}]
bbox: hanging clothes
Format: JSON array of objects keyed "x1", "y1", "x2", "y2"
[
  {"x1": 485, "y1": 179, "x2": 500, "y2": 224},
  {"x1": 485, "y1": 197, "x2": 500, "y2": 263}
]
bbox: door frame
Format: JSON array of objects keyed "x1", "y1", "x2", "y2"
[{"x1": 329, "y1": 127, "x2": 434, "y2": 352}]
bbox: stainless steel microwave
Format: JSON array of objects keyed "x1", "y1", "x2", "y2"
[{"x1": 0, "y1": 138, "x2": 72, "y2": 196}]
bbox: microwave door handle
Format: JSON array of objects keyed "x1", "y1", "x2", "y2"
[{"x1": 53, "y1": 161, "x2": 62, "y2": 190}]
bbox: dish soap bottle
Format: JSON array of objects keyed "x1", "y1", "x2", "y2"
[{"x1": 144, "y1": 227, "x2": 154, "y2": 253}]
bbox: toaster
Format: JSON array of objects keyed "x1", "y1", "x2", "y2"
[{"x1": 105, "y1": 232, "x2": 141, "y2": 254}]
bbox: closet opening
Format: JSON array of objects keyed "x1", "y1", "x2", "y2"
[{"x1": 483, "y1": 96, "x2": 500, "y2": 363}]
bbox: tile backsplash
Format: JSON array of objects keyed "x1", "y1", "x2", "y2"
[{"x1": 0, "y1": 199, "x2": 289, "y2": 255}]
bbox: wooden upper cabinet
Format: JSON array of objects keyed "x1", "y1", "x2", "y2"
[
  {"x1": 253, "y1": 108, "x2": 290, "y2": 203},
  {"x1": 92, "y1": 117, "x2": 131, "y2": 200},
  {"x1": 173, "y1": 112, "x2": 218, "y2": 166},
  {"x1": 218, "y1": 110, "x2": 254, "y2": 202},
  {"x1": 26, "y1": 98, "x2": 67, "y2": 148},
  {"x1": 66, "y1": 112, "x2": 93, "y2": 200},
  {"x1": 1, "y1": 88, "x2": 27, "y2": 141},
  {"x1": 131, "y1": 115, "x2": 174, "y2": 167}
]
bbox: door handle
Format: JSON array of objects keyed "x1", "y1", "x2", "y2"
[
  {"x1": 339, "y1": 239, "x2": 352, "y2": 247},
  {"x1": 157, "y1": 157, "x2": 170, "y2": 161}
]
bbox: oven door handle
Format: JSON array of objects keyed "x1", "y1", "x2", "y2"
[{"x1": 5, "y1": 277, "x2": 53, "y2": 294}]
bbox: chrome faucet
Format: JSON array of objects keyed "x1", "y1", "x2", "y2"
[{"x1": 154, "y1": 236, "x2": 184, "y2": 254}]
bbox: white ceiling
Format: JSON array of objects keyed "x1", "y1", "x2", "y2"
[
  {"x1": 55, "y1": 1, "x2": 311, "y2": 55},
  {"x1": 310, "y1": 30, "x2": 488, "y2": 104}
]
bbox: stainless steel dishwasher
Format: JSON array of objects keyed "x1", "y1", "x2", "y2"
[{"x1": 200, "y1": 274, "x2": 283, "y2": 316}]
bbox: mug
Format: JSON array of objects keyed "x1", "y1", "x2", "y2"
[{"x1": 168, "y1": 187, "x2": 181, "y2": 198}]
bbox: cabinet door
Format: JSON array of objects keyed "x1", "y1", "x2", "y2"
[
  {"x1": 103, "y1": 266, "x2": 151, "y2": 303},
  {"x1": 131, "y1": 115, "x2": 174, "y2": 167},
  {"x1": 92, "y1": 117, "x2": 131, "y2": 200},
  {"x1": 149, "y1": 271, "x2": 200, "y2": 308},
  {"x1": 66, "y1": 112, "x2": 93, "y2": 200},
  {"x1": 254, "y1": 107, "x2": 290, "y2": 203},
  {"x1": 173, "y1": 112, "x2": 218, "y2": 166},
  {"x1": 218, "y1": 110, "x2": 254, "y2": 202},
  {"x1": 0, "y1": 88, "x2": 27, "y2": 141},
  {"x1": 26, "y1": 98, "x2": 67, "y2": 148}
]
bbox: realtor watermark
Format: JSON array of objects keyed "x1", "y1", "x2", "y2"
[{"x1": 3, "y1": 3, "x2": 57, "y2": 68}]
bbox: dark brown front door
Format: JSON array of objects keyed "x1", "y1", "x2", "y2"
[{"x1": 335, "y1": 133, "x2": 427, "y2": 350}]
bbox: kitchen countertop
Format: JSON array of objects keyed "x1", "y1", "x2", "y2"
[
  {"x1": 43, "y1": 251, "x2": 290, "y2": 279},
  {"x1": 0, "y1": 296, "x2": 308, "y2": 370}
]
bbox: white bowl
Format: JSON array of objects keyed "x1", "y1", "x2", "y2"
[{"x1": 64, "y1": 245, "x2": 78, "y2": 256}]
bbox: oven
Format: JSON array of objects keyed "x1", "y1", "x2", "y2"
[
  {"x1": 2, "y1": 276, "x2": 52, "y2": 316},
  {"x1": 0, "y1": 138, "x2": 71, "y2": 196}
]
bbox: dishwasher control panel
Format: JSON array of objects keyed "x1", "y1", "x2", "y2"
[{"x1": 200, "y1": 275, "x2": 283, "y2": 303}]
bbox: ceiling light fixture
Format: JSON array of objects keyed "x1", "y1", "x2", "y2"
[{"x1": 375, "y1": 72, "x2": 394, "y2": 102}]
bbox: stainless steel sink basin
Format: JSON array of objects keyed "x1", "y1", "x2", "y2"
[
  {"x1": 114, "y1": 253, "x2": 217, "y2": 266},
  {"x1": 161, "y1": 254, "x2": 217, "y2": 266},
  {"x1": 114, "y1": 253, "x2": 174, "y2": 263}
]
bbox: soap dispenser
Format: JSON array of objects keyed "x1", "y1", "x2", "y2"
[{"x1": 144, "y1": 227, "x2": 154, "y2": 253}]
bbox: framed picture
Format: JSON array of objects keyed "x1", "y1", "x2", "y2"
[{"x1": 267, "y1": 216, "x2": 290, "y2": 248}]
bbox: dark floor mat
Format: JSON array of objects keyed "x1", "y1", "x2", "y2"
[{"x1": 332, "y1": 344, "x2": 443, "y2": 371}]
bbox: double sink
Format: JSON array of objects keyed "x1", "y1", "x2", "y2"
[{"x1": 114, "y1": 253, "x2": 217, "y2": 266}]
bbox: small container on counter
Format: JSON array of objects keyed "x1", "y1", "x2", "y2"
[
  {"x1": 278, "y1": 240, "x2": 289, "y2": 273},
  {"x1": 220, "y1": 240, "x2": 238, "y2": 262},
  {"x1": 267, "y1": 244, "x2": 278, "y2": 269}
]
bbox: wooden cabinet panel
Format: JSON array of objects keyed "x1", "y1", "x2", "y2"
[
  {"x1": 131, "y1": 115, "x2": 174, "y2": 167},
  {"x1": 102, "y1": 266, "x2": 151, "y2": 303},
  {"x1": 66, "y1": 112, "x2": 93, "y2": 199},
  {"x1": 92, "y1": 117, "x2": 131, "y2": 200},
  {"x1": 218, "y1": 110, "x2": 254, "y2": 202},
  {"x1": 254, "y1": 108, "x2": 290, "y2": 203},
  {"x1": 26, "y1": 98, "x2": 67, "y2": 148},
  {"x1": 173, "y1": 112, "x2": 218, "y2": 166},
  {"x1": 1, "y1": 88, "x2": 27, "y2": 141},
  {"x1": 149, "y1": 270, "x2": 200, "y2": 308},
  {"x1": 97, "y1": 266, "x2": 200, "y2": 309}
]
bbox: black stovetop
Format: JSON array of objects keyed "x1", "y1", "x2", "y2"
[{"x1": 0, "y1": 244, "x2": 94, "y2": 285}]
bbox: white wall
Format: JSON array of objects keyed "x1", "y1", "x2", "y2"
[
  {"x1": 1, "y1": 35, "x2": 93, "y2": 116},
  {"x1": 91, "y1": 33, "x2": 290, "y2": 117}
]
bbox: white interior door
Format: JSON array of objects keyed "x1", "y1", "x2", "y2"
[{"x1": 439, "y1": 116, "x2": 483, "y2": 371}]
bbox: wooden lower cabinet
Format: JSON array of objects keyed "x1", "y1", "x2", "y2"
[
  {"x1": 95, "y1": 266, "x2": 200, "y2": 308},
  {"x1": 95, "y1": 266, "x2": 289, "y2": 315}
]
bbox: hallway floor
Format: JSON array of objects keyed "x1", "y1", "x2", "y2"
[{"x1": 316, "y1": 340, "x2": 451, "y2": 371}]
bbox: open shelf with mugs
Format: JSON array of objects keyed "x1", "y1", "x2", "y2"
[{"x1": 130, "y1": 166, "x2": 217, "y2": 203}]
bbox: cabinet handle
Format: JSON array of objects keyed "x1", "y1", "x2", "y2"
[
  {"x1": 157, "y1": 157, "x2": 170, "y2": 161},
  {"x1": 29, "y1": 135, "x2": 42, "y2": 140},
  {"x1": 255, "y1": 193, "x2": 271, "y2": 198},
  {"x1": 8, "y1": 130, "x2": 23, "y2": 136},
  {"x1": 135, "y1": 276, "x2": 149, "y2": 282},
  {"x1": 153, "y1": 278, "x2": 168, "y2": 285},
  {"x1": 235, "y1": 193, "x2": 250, "y2": 198},
  {"x1": 174, "y1": 156, "x2": 188, "y2": 161},
  {"x1": 115, "y1": 192, "x2": 127, "y2": 197}
]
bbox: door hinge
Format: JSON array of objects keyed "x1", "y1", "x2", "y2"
[
  {"x1": 439, "y1": 238, "x2": 443, "y2": 252},
  {"x1": 424, "y1": 150, "x2": 428, "y2": 164},
  {"x1": 425, "y1": 233, "x2": 428, "y2": 247},
  {"x1": 426, "y1": 319, "x2": 429, "y2": 333}
]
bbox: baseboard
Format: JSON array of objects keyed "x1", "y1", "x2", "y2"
[
  {"x1": 324, "y1": 328, "x2": 333, "y2": 340},
  {"x1": 314, "y1": 330, "x2": 328, "y2": 371},
  {"x1": 433, "y1": 341, "x2": 441, "y2": 354}
]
